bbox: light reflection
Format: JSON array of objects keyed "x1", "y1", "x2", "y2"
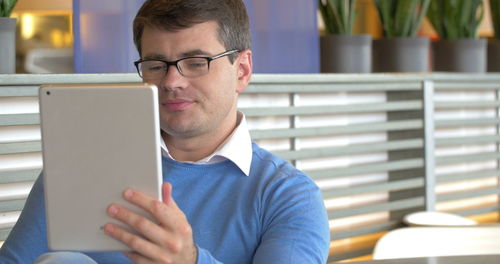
[
  {"x1": 21, "y1": 14, "x2": 35, "y2": 39},
  {"x1": 50, "y1": 29, "x2": 63, "y2": 48}
]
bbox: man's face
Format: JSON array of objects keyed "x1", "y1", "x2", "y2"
[{"x1": 140, "y1": 22, "x2": 251, "y2": 140}]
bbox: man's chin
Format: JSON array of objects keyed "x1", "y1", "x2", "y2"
[{"x1": 161, "y1": 125, "x2": 204, "y2": 139}]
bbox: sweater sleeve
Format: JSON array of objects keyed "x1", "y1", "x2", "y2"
[
  {"x1": 0, "y1": 174, "x2": 50, "y2": 263},
  {"x1": 252, "y1": 170, "x2": 330, "y2": 264}
]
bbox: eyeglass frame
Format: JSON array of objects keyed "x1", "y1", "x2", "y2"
[{"x1": 133, "y1": 49, "x2": 240, "y2": 79}]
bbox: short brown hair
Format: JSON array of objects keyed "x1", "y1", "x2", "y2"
[{"x1": 133, "y1": 0, "x2": 251, "y2": 58}]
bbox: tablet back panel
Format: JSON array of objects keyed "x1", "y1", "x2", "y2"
[{"x1": 39, "y1": 83, "x2": 162, "y2": 251}]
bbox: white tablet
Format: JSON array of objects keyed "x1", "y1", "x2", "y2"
[{"x1": 39, "y1": 83, "x2": 163, "y2": 252}]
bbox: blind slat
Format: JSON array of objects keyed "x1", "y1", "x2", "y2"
[
  {"x1": 453, "y1": 205, "x2": 500, "y2": 217},
  {"x1": 0, "y1": 142, "x2": 41, "y2": 155},
  {"x1": 0, "y1": 86, "x2": 39, "y2": 97},
  {"x1": 435, "y1": 118, "x2": 500, "y2": 128},
  {"x1": 437, "y1": 187, "x2": 500, "y2": 202},
  {"x1": 436, "y1": 152, "x2": 500, "y2": 166},
  {"x1": 0, "y1": 125, "x2": 41, "y2": 144},
  {"x1": 250, "y1": 120, "x2": 422, "y2": 139},
  {"x1": 435, "y1": 100, "x2": 500, "y2": 109},
  {"x1": 434, "y1": 82, "x2": 500, "y2": 90},
  {"x1": 0, "y1": 181, "x2": 34, "y2": 202},
  {"x1": 241, "y1": 101, "x2": 421, "y2": 117},
  {"x1": 437, "y1": 169, "x2": 500, "y2": 183},
  {"x1": 306, "y1": 158, "x2": 424, "y2": 180},
  {"x1": 274, "y1": 139, "x2": 422, "y2": 160},
  {"x1": 0, "y1": 211, "x2": 20, "y2": 229},
  {"x1": 323, "y1": 178, "x2": 425, "y2": 198},
  {"x1": 0, "y1": 169, "x2": 40, "y2": 184},
  {"x1": 0, "y1": 153, "x2": 43, "y2": 172},
  {"x1": 246, "y1": 83, "x2": 422, "y2": 93},
  {"x1": 436, "y1": 135, "x2": 500, "y2": 146},
  {"x1": 0, "y1": 114, "x2": 40, "y2": 126},
  {"x1": 0, "y1": 200, "x2": 27, "y2": 213}
]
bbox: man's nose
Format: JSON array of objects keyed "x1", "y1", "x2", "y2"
[{"x1": 159, "y1": 65, "x2": 185, "y2": 91}]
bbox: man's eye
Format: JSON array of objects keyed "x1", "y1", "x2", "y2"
[
  {"x1": 187, "y1": 62, "x2": 207, "y2": 68},
  {"x1": 147, "y1": 64, "x2": 165, "y2": 71}
]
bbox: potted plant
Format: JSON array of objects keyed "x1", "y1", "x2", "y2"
[
  {"x1": 372, "y1": 0, "x2": 431, "y2": 72},
  {"x1": 488, "y1": 0, "x2": 500, "y2": 72},
  {"x1": 427, "y1": 0, "x2": 485, "y2": 72},
  {"x1": 318, "y1": 0, "x2": 372, "y2": 73},
  {"x1": 0, "y1": 0, "x2": 18, "y2": 73}
]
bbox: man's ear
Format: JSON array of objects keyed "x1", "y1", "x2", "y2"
[{"x1": 236, "y1": 49, "x2": 253, "y2": 94}]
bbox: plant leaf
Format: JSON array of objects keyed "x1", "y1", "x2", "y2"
[
  {"x1": 427, "y1": 0, "x2": 484, "y2": 40},
  {"x1": 1, "y1": 0, "x2": 17, "y2": 17},
  {"x1": 413, "y1": 0, "x2": 430, "y2": 36},
  {"x1": 318, "y1": 0, "x2": 357, "y2": 35},
  {"x1": 491, "y1": 0, "x2": 500, "y2": 40},
  {"x1": 374, "y1": 0, "x2": 429, "y2": 37}
]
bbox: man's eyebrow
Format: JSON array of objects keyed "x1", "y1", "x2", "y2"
[
  {"x1": 142, "y1": 54, "x2": 167, "y2": 60},
  {"x1": 142, "y1": 50, "x2": 213, "y2": 61},
  {"x1": 180, "y1": 49, "x2": 212, "y2": 57}
]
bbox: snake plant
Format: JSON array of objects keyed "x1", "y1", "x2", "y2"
[
  {"x1": 491, "y1": 0, "x2": 500, "y2": 41},
  {"x1": 374, "y1": 0, "x2": 430, "y2": 38},
  {"x1": 427, "y1": 0, "x2": 484, "y2": 39},
  {"x1": 318, "y1": 0, "x2": 357, "y2": 35},
  {"x1": 0, "y1": 0, "x2": 17, "y2": 17}
]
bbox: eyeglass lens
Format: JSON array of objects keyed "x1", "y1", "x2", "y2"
[{"x1": 138, "y1": 57, "x2": 211, "y2": 79}]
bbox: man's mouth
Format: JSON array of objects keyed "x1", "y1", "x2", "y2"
[{"x1": 162, "y1": 99, "x2": 194, "y2": 111}]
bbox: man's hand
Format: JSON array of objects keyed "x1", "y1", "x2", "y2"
[{"x1": 103, "y1": 183, "x2": 197, "y2": 264}]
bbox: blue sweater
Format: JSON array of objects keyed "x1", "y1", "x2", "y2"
[{"x1": 0, "y1": 143, "x2": 330, "y2": 263}]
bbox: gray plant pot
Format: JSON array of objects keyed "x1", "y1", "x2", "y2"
[
  {"x1": 487, "y1": 41, "x2": 500, "y2": 72},
  {"x1": 0, "y1": 17, "x2": 16, "y2": 74},
  {"x1": 372, "y1": 37, "x2": 430, "y2": 73},
  {"x1": 320, "y1": 34, "x2": 372, "y2": 73},
  {"x1": 432, "y1": 38, "x2": 487, "y2": 73}
]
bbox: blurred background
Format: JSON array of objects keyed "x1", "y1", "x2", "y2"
[
  {"x1": 10, "y1": 0, "x2": 495, "y2": 74},
  {"x1": 11, "y1": 0, "x2": 72, "y2": 73}
]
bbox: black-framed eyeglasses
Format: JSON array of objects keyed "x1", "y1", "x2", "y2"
[{"x1": 134, "y1": 49, "x2": 240, "y2": 79}]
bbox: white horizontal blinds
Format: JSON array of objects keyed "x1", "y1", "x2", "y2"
[
  {"x1": 1, "y1": 74, "x2": 500, "y2": 262},
  {"x1": 240, "y1": 76, "x2": 427, "y2": 262},
  {"x1": 0, "y1": 90, "x2": 42, "y2": 243},
  {"x1": 433, "y1": 78, "x2": 500, "y2": 218}
]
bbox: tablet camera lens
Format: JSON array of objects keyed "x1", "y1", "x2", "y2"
[{"x1": 46, "y1": 91, "x2": 51, "y2": 95}]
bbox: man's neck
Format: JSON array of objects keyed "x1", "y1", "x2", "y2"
[{"x1": 163, "y1": 113, "x2": 239, "y2": 162}]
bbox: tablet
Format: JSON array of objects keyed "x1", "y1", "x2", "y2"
[{"x1": 39, "y1": 83, "x2": 162, "y2": 252}]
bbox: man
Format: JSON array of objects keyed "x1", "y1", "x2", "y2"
[{"x1": 0, "y1": 0, "x2": 330, "y2": 263}]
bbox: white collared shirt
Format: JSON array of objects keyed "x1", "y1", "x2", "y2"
[{"x1": 160, "y1": 111, "x2": 252, "y2": 176}]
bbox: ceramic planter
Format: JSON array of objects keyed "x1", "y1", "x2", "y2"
[
  {"x1": 372, "y1": 37, "x2": 430, "y2": 73},
  {"x1": 488, "y1": 41, "x2": 500, "y2": 72},
  {"x1": 432, "y1": 38, "x2": 487, "y2": 73},
  {"x1": 320, "y1": 34, "x2": 372, "y2": 73},
  {"x1": 0, "y1": 17, "x2": 16, "y2": 73}
]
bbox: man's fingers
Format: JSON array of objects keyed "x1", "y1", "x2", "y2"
[
  {"x1": 106, "y1": 204, "x2": 167, "y2": 246},
  {"x1": 104, "y1": 223, "x2": 172, "y2": 263},
  {"x1": 121, "y1": 186, "x2": 185, "y2": 230},
  {"x1": 104, "y1": 185, "x2": 196, "y2": 263},
  {"x1": 162, "y1": 182, "x2": 172, "y2": 206}
]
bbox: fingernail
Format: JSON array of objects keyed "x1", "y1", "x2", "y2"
[
  {"x1": 124, "y1": 189, "x2": 134, "y2": 199},
  {"x1": 104, "y1": 224, "x2": 114, "y2": 234},
  {"x1": 108, "y1": 205, "x2": 119, "y2": 216}
]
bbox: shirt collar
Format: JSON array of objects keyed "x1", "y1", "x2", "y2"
[{"x1": 160, "y1": 111, "x2": 252, "y2": 176}]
